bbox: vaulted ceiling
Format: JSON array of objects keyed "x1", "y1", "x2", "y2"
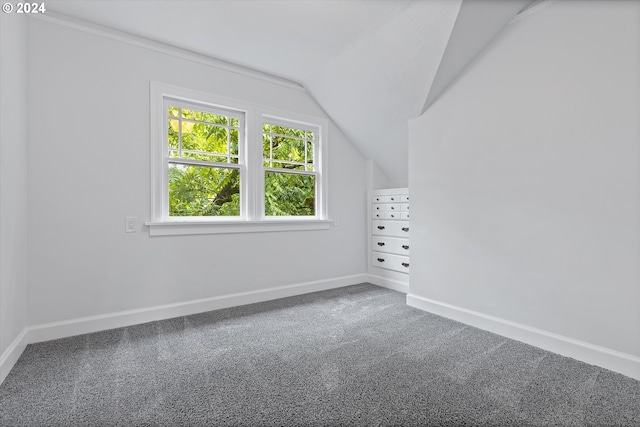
[{"x1": 46, "y1": 0, "x2": 533, "y2": 187}]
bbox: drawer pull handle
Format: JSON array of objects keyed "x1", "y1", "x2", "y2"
[
  {"x1": 402, "y1": 262, "x2": 409, "y2": 268},
  {"x1": 402, "y1": 245, "x2": 409, "y2": 250},
  {"x1": 377, "y1": 242, "x2": 385, "y2": 246},
  {"x1": 390, "y1": 207, "x2": 395, "y2": 210},
  {"x1": 377, "y1": 258, "x2": 385, "y2": 263},
  {"x1": 377, "y1": 226, "x2": 385, "y2": 230},
  {"x1": 402, "y1": 227, "x2": 409, "y2": 232}
]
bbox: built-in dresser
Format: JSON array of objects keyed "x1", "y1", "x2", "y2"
[{"x1": 368, "y1": 188, "x2": 409, "y2": 287}]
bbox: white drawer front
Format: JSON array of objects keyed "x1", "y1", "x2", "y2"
[
  {"x1": 372, "y1": 251, "x2": 410, "y2": 273},
  {"x1": 372, "y1": 195, "x2": 391, "y2": 203},
  {"x1": 372, "y1": 220, "x2": 410, "y2": 237},
  {"x1": 401, "y1": 212, "x2": 410, "y2": 220},
  {"x1": 372, "y1": 236, "x2": 410, "y2": 256},
  {"x1": 387, "y1": 195, "x2": 401, "y2": 203},
  {"x1": 386, "y1": 211, "x2": 402, "y2": 220},
  {"x1": 400, "y1": 203, "x2": 409, "y2": 212},
  {"x1": 400, "y1": 195, "x2": 409, "y2": 203}
]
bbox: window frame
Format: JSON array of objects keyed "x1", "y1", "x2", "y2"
[
  {"x1": 148, "y1": 82, "x2": 330, "y2": 236},
  {"x1": 261, "y1": 116, "x2": 322, "y2": 219},
  {"x1": 164, "y1": 98, "x2": 246, "y2": 220}
]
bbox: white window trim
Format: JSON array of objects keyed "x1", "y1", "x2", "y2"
[{"x1": 147, "y1": 81, "x2": 330, "y2": 236}]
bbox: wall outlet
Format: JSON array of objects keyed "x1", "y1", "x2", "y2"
[
  {"x1": 125, "y1": 216, "x2": 137, "y2": 233},
  {"x1": 333, "y1": 216, "x2": 340, "y2": 226}
]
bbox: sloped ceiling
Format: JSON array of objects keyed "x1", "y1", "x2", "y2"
[{"x1": 45, "y1": 0, "x2": 532, "y2": 187}]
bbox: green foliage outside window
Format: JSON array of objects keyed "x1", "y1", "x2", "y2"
[
  {"x1": 264, "y1": 172, "x2": 315, "y2": 216},
  {"x1": 262, "y1": 122, "x2": 316, "y2": 216},
  {"x1": 169, "y1": 165, "x2": 240, "y2": 216},
  {"x1": 167, "y1": 105, "x2": 317, "y2": 217}
]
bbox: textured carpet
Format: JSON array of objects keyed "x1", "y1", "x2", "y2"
[{"x1": 1, "y1": 283, "x2": 639, "y2": 426}]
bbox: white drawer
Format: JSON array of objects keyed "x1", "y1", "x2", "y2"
[
  {"x1": 386, "y1": 203, "x2": 401, "y2": 212},
  {"x1": 372, "y1": 195, "x2": 391, "y2": 203},
  {"x1": 372, "y1": 236, "x2": 410, "y2": 256},
  {"x1": 387, "y1": 195, "x2": 401, "y2": 203},
  {"x1": 372, "y1": 251, "x2": 410, "y2": 273},
  {"x1": 372, "y1": 220, "x2": 410, "y2": 237},
  {"x1": 400, "y1": 195, "x2": 409, "y2": 203},
  {"x1": 372, "y1": 204, "x2": 386, "y2": 212},
  {"x1": 401, "y1": 212, "x2": 410, "y2": 220},
  {"x1": 400, "y1": 203, "x2": 409, "y2": 212},
  {"x1": 374, "y1": 212, "x2": 401, "y2": 220}
]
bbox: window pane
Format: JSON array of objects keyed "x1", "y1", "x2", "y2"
[
  {"x1": 262, "y1": 134, "x2": 271, "y2": 159},
  {"x1": 272, "y1": 136, "x2": 305, "y2": 163},
  {"x1": 168, "y1": 119, "x2": 179, "y2": 149},
  {"x1": 306, "y1": 141, "x2": 314, "y2": 171},
  {"x1": 168, "y1": 106, "x2": 179, "y2": 117},
  {"x1": 264, "y1": 171, "x2": 315, "y2": 216},
  {"x1": 182, "y1": 122, "x2": 228, "y2": 154},
  {"x1": 169, "y1": 164, "x2": 240, "y2": 217},
  {"x1": 230, "y1": 129, "x2": 239, "y2": 155},
  {"x1": 263, "y1": 122, "x2": 315, "y2": 172},
  {"x1": 271, "y1": 125, "x2": 306, "y2": 138},
  {"x1": 181, "y1": 108, "x2": 228, "y2": 125}
]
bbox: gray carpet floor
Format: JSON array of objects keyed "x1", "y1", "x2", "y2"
[{"x1": 1, "y1": 283, "x2": 639, "y2": 426}]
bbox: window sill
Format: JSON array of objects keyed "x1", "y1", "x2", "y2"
[{"x1": 145, "y1": 219, "x2": 333, "y2": 236}]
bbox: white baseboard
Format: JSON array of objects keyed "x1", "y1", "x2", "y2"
[
  {"x1": 367, "y1": 274, "x2": 409, "y2": 293},
  {"x1": 406, "y1": 293, "x2": 640, "y2": 381},
  {"x1": 0, "y1": 329, "x2": 28, "y2": 385},
  {"x1": 26, "y1": 273, "x2": 369, "y2": 346}
]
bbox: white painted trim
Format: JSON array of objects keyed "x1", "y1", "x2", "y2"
[
  {"x1": 26, "y1": 274, "x2": 368, "y2": 345},
  {"x1": 406, "y1": 293, "x2": 640, "y2": 381},
  {"x1": 0, "y1": 329, "x2": 28, "y2": 385},
  {"x1": 146, "y1": 219, "x2": 332, "y2": 236},
  {"x1": 369, "y1": 187, "x2": 409, "y2": 197},
  {"x1": 29, "y1": 11, "x2": 304, "y2": 92},
  {"x1": 367, "y1": 274, "x2": 409, "y2": 294}
]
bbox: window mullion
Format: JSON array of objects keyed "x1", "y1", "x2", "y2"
[{"x1": 245, "y1": 110, "x2": 261, "y2": 221}]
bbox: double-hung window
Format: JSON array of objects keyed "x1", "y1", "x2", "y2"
[
  {"x1": 166, "y1": 100, "x2": 244, "y2": 218},
  {"x1": 149, "y1": 82, "x2": 329, "y2": 235},
  {"x1": 263, "y1": 120, "x2": 317, "y2": 217}
]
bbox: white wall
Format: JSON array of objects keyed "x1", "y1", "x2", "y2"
[
  {"x1": 0, "y1": 14, "x2": 29, "y2": 369},
  {"x1": 409, "y1": 0, "x2": 640, "y2": 364},
  {"x1": 366, "y1": 159, "x2": 394, "y2": 191},
  {"x1": 26, "y1": 18, "x2": 368, "y2": 326}
]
